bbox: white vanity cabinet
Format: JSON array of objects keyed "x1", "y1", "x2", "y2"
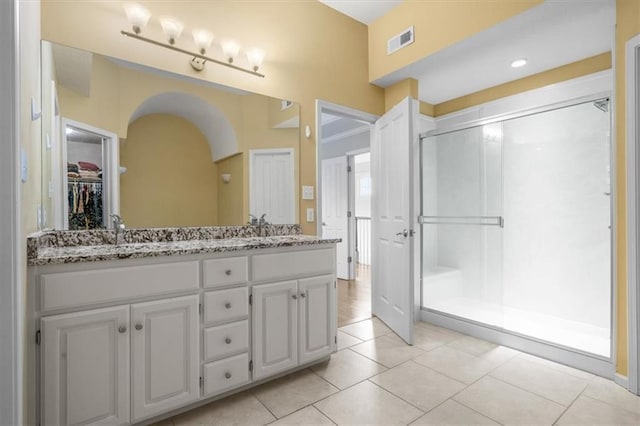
[
  {"x1": 32, "y1": 244, "x2": 337, "y2": 425},
  {"x1": 252, "y1": 275, "x2": 336, "y2": 380},
  {"x1": 131, "y1": 295, "x2": 200, "y2": 422},
  {"x1": 41, "y1": 305, "x2": 131, "y2": 426},
  {"x1": 40, "y1": 295, "x2": 200, "y2": 426}
]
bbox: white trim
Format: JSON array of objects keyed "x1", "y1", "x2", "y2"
[
  {"x1": 421, "y1": 310, "x2": 615, "y2": 379},
  {"x1": 432, "y1": 70, "x2": 612, "y2": 132},
  {"x1": 0, "y1": 0, "x2": 21, "y2": 424},
  {"x1": 248, "y1": 148, "x2": 296, "y2": 224},
  {"x1": 626, "y1": 34, "x2": 640, "y2": 395},
  {"x1": 60, "y1": 118, "x2": 120, "y2": 229}
]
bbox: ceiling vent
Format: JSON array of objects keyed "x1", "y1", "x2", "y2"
[{"x1": 387, "y1": 26, "x2": 414, "y2": 55}]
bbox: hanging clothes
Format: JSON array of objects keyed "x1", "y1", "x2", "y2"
[{"x1": 68, "y1": 180, "x2": 104, "y2": 230}]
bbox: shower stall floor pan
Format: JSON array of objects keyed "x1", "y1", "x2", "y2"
[{"x1": 425, "y1": 297, "x2": 610, "y2": 357}]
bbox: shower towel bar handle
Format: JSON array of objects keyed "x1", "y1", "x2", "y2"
[{"x1": 417, "y1": 215, "x2": 504, "y2": 228}]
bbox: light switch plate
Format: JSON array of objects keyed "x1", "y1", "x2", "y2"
[
  {"x1": 302, "y1": 185, "x2": 314, "y2": 200},
  {"x1": 306, "y1": 208, "x2": 314, "y2": 223},
  {"x1": 20, "y1": 148, "x2": 28, "y2": 182}
]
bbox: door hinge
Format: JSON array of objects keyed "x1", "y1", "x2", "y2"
[
  {"x1": 347, "y1": 211, "x2": 352, "y2": 218},
  {"x1": 347, "y1": 165, "x2": 352, "y2": 173},
  {"x1": 199, "y1": 303, "x2": 203, "y2": 316},
  {"x1": 347, "y1": 256, "x2": 352, "y2": 263},
  {"x1": 249, "y1": 360, "x2": 253, "y2": 371},
  {"x1": 334, "y1": 280, "x2": 337, "y2": 288},
  {"x1": 199, "y1": 376, "x2": 203, "y2": 388},
  {"x1": 35, "y1": 330, "x2": 41, "y2": 346},
  {"x1": 335, "y1": 335, "x2": 337, "y2": 344},
  {"x1": 249, "y1": 294, "x2": 253, "y2": 305}
]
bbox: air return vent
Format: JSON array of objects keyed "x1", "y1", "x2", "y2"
[{"x1": 387, "y1": 26, "x2": 414, "y2": 55}]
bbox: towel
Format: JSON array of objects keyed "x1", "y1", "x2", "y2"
[{"x1": 78, "y1": 161, "x2": 100, "y2": 171}]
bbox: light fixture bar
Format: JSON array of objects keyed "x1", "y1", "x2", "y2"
[{"x1": 121, "y1": 30, "x2": 265, "y2": 78}]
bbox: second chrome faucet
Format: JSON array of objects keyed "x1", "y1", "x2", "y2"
[{"x1": 110, "y1": 213, "x2": 126, "y2": 245}]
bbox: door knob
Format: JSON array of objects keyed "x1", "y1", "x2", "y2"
[
  {"x1": 225, "y1": 302, "x2": 232, "y2": 309},
  {"x1": 395, "y1": 229, "x2": 409, "y2": 238},
  {"x1": 225, "y1": 269, "x2": 232, "y2": 276},
  {"x1": 135, "y1": 323, "x2": 143, "y2": 331},
  {"x1": 300, "y1": 292, "x2": 306, "y2": 298},
  {"x1": 292, "y1": 294, "x2": 298, "y2": 300},
  {"x1": 118, "y1": 326, "x2": 127, "y2": 333},
  {"x1": 225, "y1": 337, "x2": 232, "y2": 344},
  {"x1": 225, "y1": 372, "x2": 232, "y2": 379}
]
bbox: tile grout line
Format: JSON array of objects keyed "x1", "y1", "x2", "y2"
[
  {"x1": 364, "y1": 379, "x2": 426, "y2": 424},
  {"x1": 550, "y1": 379, "x2": 592, "y2": 425}
]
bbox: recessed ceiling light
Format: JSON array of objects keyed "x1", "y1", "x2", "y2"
[{"x1": 511, "y1": 58, "x2": 528, "y2": 68}]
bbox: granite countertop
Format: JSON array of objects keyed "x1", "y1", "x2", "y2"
[{"x1": 29, "y1": 234, "x2": 341, "y2": 266}]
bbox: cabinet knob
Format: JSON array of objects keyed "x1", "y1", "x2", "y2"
[
  {"x1": 300, "y1": 292, "x2": 306, "y2": 298},
  {"x1": 292, "y1": 294, "x2": 298, "y2": 300},
  {"x1": 225, "y1": 269, "x2": 232, "y2": 276},
  {"x1": 225, "y1": 372, "x2": 232, "y2": 379},
  {"x1": 135, "y1": 323, "x2": 143, "y2": 331},
  {"x1": 225, "y1": 337, "x2": 232, "y2": 344},
  {"x1": 225, "y1": 302, "x2": 232, "y2": 309},
  {"x1": 118, "y1": 326, "x2": 127, "y2": 333}
]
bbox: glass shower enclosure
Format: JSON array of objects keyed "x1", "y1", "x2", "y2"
[{"x1": 420, "y1": 99, "x2": 611, "y2": 357}]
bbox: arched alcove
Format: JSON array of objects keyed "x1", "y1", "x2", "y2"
[{"x1": 128, "y1": 92, "x2": 238, "y2": 161}]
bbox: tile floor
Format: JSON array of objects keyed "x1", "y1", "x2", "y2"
[{"x1": 157, "y1": 318, "x2": 640, "y2": 425}]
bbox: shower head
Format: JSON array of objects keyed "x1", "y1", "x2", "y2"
[{"x1": 594, "y1": 98, "x2": 609, "y2": 113}]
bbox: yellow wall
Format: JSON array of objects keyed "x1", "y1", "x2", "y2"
[
  {"x1": 614, "y1": 0, "x2": 640, "y2": 377},
  {"x1": 216, "y1": 154, "x2": 244, "y2": 225},
  {"x1": 434, "y1": 52, "x2": 612, "y2": 116},
  {"x1": 41, "y1": 0, "x2": 385, "y2": 234},
  {"x1": 384, "y1": 78, "x2": 418, "y2": 112},
  {"x1": 368, "y1": 0, "x2": 543, "y2": 82},
  {"x1": 268, "y1": 98, "x2": 300, "y2": 128},
  {"x1": 121, "y1": 114, "x2": 218, "y2": 228}
]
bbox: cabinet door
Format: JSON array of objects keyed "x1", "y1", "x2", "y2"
[
  {"x1": 252, "y1": 280, "x2": 298, "y2": 380},
  {"x1": 131, "y1": 295, "x2": 199, "y2": 422},
  {"x1": 41, "y1": 305, "x2": 130, "y2": 426},
  {"x1": 299, "y1": 275, "x2": 336, "y2": 364}
]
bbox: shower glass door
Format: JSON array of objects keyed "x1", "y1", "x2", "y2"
[
  {"x1": 421, "y1": 123, "x2": 504, "y2": 328},
  {"x1": 420, "y1": 99, "x2": 611, "y2": 357}
]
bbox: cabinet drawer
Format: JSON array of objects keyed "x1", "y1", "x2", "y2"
[
  {"x1": 203, "y1": 257, "x2": 248, "y2": 288},
  {"x1": 40, "y1": 261, "x2": 199, "y2": 312},
  {"x1": 203, "y1": 353, "x2": 250, "y2": 397},
  {"x1": 204, "y1": 287, "x2": 248, "y2": 325},
  {"x1": 204, "y1": 320, "x2": 248, "y2": 362},
  {"x1": 252, "y1": 249, "x2": 334, "y2": 282}
]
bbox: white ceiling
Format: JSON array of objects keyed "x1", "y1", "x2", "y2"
[
  {"x1": 323, "y1": 0, "x2": 615, "y2": 105},
  {"x1": 318, "y1": 0, "x2": 402, "y2": 25}
]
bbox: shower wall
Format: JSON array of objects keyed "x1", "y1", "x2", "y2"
[{"x1": 502, "y1": 102, "x2": 611, "y2": 329}]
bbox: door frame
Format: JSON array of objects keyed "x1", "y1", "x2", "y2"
[
  {"x1": 626, "y1": 33, "x2": 640, "y2": 395},
  {"x1": 60, "y1": 118, "x2": 120, "y2": 229},
  {"x1": 0, "y1": 0, "x2": 22, "y2": 424},
  {"x1": 315, "y1": 100, "x2": 378, "y2": 239},
  {"x1": 249, "y1": 148, "x2": 295, "y2": 223}
]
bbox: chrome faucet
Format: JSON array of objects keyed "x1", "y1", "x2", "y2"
[
  {"x1": 110, "y1": 214, "x2": 126, "y2": 245},
  {"x1": 248, "y1": 213, "x2": 269, "y2": 237}
]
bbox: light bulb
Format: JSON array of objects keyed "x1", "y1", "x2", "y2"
[
  {"x1": 192, "y1": 29, "x2": 214, "y2": 54},
  {"x1": 221, "y1": 40, "x2": 240, "y2": 63},
  {"x1": 159, "y1": 16, "x2": 184, "y2": 45},
  {"x1": 246, "y1": 48, "x2": 265, "y2": 72},
  {"x1": 123, "y1": 2, "x2": 151, "y2": 34}
]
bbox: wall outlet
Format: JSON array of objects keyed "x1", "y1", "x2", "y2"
[
  {"x1": 306, "y1": 208, "x2": 315, "y2": 223},
  {"x1": 302, "y1": 185, "x2": 314, "y2": 200}
]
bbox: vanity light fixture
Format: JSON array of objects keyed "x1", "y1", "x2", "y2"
[
  {"x1": 511, "y1": 58, "x2": 528, "y2": 68},
  {"x1": 121, "y1": 3, "x2": 265, "y2": 77}
]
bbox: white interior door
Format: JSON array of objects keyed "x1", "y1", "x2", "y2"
[
  {"x1": 321, "y1": 156, "x2": 350, "y2": 279},
  {"x1": 371, "y1": 97, "x2": 416, "y2": 344},
  {"x1": 250, "y1": 149, "x2": 294, "y2": 224}
]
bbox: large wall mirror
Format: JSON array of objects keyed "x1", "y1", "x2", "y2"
[{"x1": 40, "y1": 41, "x2": 300, "y2": 230}]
